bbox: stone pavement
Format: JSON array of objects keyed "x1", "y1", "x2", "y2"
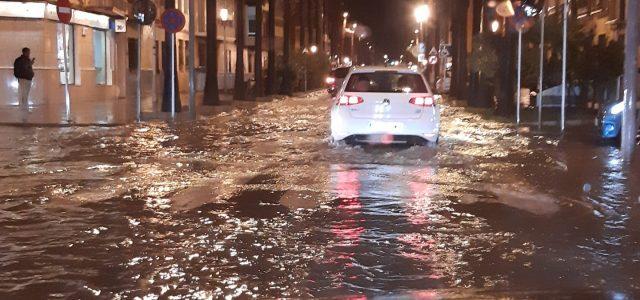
[{"x1": 0, "y1": 91, "x2": 290, "y2": 126}]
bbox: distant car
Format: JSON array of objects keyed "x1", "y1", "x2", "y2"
[
  {"x1": 326, "y1": 67, "x2": 351, "y2": 97},
  {"x1": 597, "y1": 100, "x2": 639, "y2": 141},
  {"x1": 330, "y1": 66, "x2": 440, "y2": 145}
]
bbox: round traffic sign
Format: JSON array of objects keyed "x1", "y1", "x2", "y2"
[
  {"x1": 57, "y1": 0, "x2": 73, "y2": 24},
  {"x1": 132, "y1": 0, "x2": 157, "y2": 26},
  {"x1": 161, "y1": 9, "x2": 186, "y2": 34},
  {"x1": 428, "y1": 55, "x2": 438, "y2": 65}
]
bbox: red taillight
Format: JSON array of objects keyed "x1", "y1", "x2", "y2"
[
  {"x1": 338, "y1": 95, "x2": 364, "y2": 106},
  {"x1": 409, "y1": 96, "x2": 434, "y2": 106}
]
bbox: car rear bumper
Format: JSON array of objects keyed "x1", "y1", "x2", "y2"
[{"x1": 331, "y1": 110, "x2": 440, "y2": 143}]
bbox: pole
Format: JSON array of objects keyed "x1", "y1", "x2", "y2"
[
  {"x1": 223, "y1": 22, "x2": 228, "y2": 93},
  {"x1": 351, "y1": 33, "x2": 355, "y2": 63},
  {"x1": 188, "y1": 0, "x2": 196, "y2": 119},
  {"x1": 516, "y1": 28, "x2": 522, "y2": 125},
  {"x1": 151, "y1": 21, "x2": 157, "y2": 114},
  {"x1": 62, "y1": 25, "x2": 71, "y2": 123},
  {"x1": 170, "y1": 33, "x2": 176, "y2": 118},
  {"x1": 304, "y1": 60, "x2": 308, "y2": 91},
  {"x1": 622, "y1": 0, "x2": 638, "y2": 157},
  {"x1": 136, "y1": 24, "x2": 142, "y2": 122},
  {"x1": 537, "y1": 8, "x2": 545, "y2": 129},
  {"x1": 561, "y1": 0, "x2": 568, "y2": 131}
]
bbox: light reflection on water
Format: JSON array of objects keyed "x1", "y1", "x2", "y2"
[{"x1": 0, "y1": 92, "x2": 639, "y2": 298}]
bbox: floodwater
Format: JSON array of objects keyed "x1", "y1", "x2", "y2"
[{"x1": 1, "y1": 92, "x2": 639, "y2": 299}]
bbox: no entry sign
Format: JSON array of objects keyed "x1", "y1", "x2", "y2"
[
  {"x1": 161, "y1": 9, "x2": 185, "y2": 34},
  {"x1": 57, "y1": 0, "x2": 72, "y2": 24}
]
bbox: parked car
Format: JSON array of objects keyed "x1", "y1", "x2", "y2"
[
  {"x1": 326, "y1": 67, "x2": 351, "y2": 97},
  {"x1": 330, "y1": 66, "x2": 440, "y2": 145},
  {"x1": 597, "y1": 100, "x2": 639, "y2": 141}
]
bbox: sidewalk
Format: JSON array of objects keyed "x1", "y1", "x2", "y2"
[{"x1": 0, "y1": 91, "x2": 291, "y2": 126}]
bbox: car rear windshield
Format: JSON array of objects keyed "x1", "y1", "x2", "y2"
[
  {"x1": 344, "y1": 72, "x2": 428, "y2": 93},
  {"x1": 331, "y1": 67, "x2": 351, "y2": 79}
]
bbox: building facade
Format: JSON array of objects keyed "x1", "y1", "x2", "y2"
[{"x1": 0, "y1": 0, "x2": 301, "y2": 112}]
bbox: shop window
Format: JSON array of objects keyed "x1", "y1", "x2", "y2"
[{"x1": 57, "y1": 24, "x2": 75, "y2": 84}]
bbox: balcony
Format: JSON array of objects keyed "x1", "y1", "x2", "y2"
[{"x1": 83, "y1": 0, "x2": 129, "y2": 17}]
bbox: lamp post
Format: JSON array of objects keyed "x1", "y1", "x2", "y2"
[
  {"x1": 350, "y1": 23, "x2": 357, "y2": 64},
  {"x1": 342, "y1": 12, "x2": 348, "y2": 59},
  {"x1": 220, "y1": 8, "x2": 229, "y2": 93},
  {"x1": 414, "y1": 4, "x2": 430, "y2": 46},
  {"x1": 303, "y1": 45, "x2": 318, "y2": 91}
]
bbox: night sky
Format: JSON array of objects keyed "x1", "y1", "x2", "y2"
[{"x1": 343, "y1": 0, "x2": 420, "y2": 59}]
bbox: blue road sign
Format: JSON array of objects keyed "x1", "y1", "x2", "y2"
[{"x1": 161, "y1": 8, "x2": 185, "y2": 34}]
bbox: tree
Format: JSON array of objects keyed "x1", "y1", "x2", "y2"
[
  {"x1": 234, "y1": 0, "x2": 247, "y2": 100},
  {"x1": 316, "y1": 0, "x2": 324, "y2": 52},
  {"x1": 299, "y1": 0, "x2": 306, "y2": 50},
  {"x1": 254, "y1": 0, "x2": 264, "y2": 97},
  {"x1": 450, "y1": 0, "x2": 469, "y2": 100},
  {"x1": 280, "y1": 0, "x2": 293, "y2": 95},
  {"x1": 204, "y1": 0, "x2": 220, "y2": 105},
  {"x1": 469, "y1": 33, "x2": 499, "y2": 108},
  {"x1": 266, "y1": 0, "x2": 277, "y2": 95},
  {"x1": 162, "y1": 0, "x2": 181, "y2": 112}
]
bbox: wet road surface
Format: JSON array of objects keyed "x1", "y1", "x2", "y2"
[{"x1": 1, "y1": 92, "x2": 640, "y2": 299}]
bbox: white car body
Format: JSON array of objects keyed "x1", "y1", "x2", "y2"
[{"x1": 330, "y1": 66, "x2": 440, "y2": 144}]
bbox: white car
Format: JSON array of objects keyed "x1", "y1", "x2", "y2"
[{"x1": 330, "y1": 66, "x2": 440, "y2": 145}]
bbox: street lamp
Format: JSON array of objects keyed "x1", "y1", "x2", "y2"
[
  {"x1": 350, "y1": 23, "x2": 358, "y2": 64},
  {"x1": 414, "y1": 4, "x2": 430, "y2": 49},
  {"x1": 220, "y1": 8, "x2": 230, "y2": 92},
  {"x1": 303, "y1": 45, "x2": 318, "y2": 91},
  {"x1": 491, "y1": 20, "x2": 500, "y2": 33}
]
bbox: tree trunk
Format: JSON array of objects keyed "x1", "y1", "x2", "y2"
[
  {"x1": 316, "y1": 0, "x2": 323, "y2": 51},
  {"x1": 299, "y1": 0, "x2": 306, "y2": 50},
  {"x1": 281, "y1": 0, "x2": 293, "y2": 95},
  {"x1": 254, "y1": 0, "x2": 264, "y2": 97},
  {"x1": 162, "y1": 0, "x2": 181, "y2": 112},
  {"x1": 266, "y1": 0, "x2": 276, "y2": 94},
  {"x1": 204, "y1": 0, "x2": 220, "y2": 105},
  {"x1": 496, "y1": 32, "x2": 517, "y2": 116},
  {"x1": 450, "y1": 0, "x2": 469, "y2": 101},
  {"x1": 234, "y1": 0, "x2": 246, "y2": 100},
  {"x1": 468, "y1": 0, "x2": 483, "y2": 107},
  {"x1": 307, "y1": 0, "x2": 314, "y2": 47}
]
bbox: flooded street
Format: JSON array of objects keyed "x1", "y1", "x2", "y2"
[{"x1": 1, "y1": 92, "x2": 639, "y2": 299}]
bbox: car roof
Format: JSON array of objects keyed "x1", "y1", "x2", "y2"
[{"x1": 349, "y1": 65, "x2": 421, "y2": 74}]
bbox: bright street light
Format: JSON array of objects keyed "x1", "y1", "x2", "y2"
[
  {"x1": 343, "y1": 12, "x2": 349, "y2": 18},
  {"x1": 310, "y1": 45, "x2": 318, "y2": 54},
  {"x1": 414, "y1": 4, "x2": 430, "y2": 23},
  {"x1": 491, "y1": 20, "x2": 500, "y2": 33},
  {"x1": 352, "y1": 22, "x2": 358, "y2": 29},
  {"x1": 219, "y1": 8, "x2": 229, "y2": 21}
]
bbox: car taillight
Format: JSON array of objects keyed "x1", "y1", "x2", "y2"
[
  {"x1": 338, "y1": 95, "x2": 364, "y2": 106},
  {"x1": 409, "y1": 96, "x2": 434, "y2": 106},
  {"x1": 326, "y1": 77, "x2": 336, "y2": 85}
]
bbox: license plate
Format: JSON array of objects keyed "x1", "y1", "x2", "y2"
[{"x1": 370, "y1": 121, "x2": 403, "y2": 132}]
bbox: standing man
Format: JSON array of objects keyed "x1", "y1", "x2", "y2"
[{"x1": 14, "y1": 48, "x2": 35, "y2": 109}]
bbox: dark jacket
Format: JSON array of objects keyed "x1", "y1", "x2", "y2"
[{"x1": 14, "y1": 55, "x2": 34, "y2": 80}]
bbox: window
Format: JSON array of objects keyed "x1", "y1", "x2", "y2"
[
  {"x1": 197, "y1": 37, "x2": 206, "y2": 67},
  {"x1": 128, "y1": 38, "x2": 138, "y2": 71},
  {"x1": 345, "y1": 72, "x2": 429, "y2": 93},
  {"x1": 178, "y1": 40, "x2": 185, "y2": 70},
  {"x1": 247, "y1": 5, "x2": 256, "y2": 37},
  {"x1": 57, "y1": 24, "x2": 75, "y2": 84},
  {"x1": 93, "y1": 29, "x2": 107, "y2": 85},
  {"x1": 185, "y1": 40, "x2": 190, "y2": 68}
]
